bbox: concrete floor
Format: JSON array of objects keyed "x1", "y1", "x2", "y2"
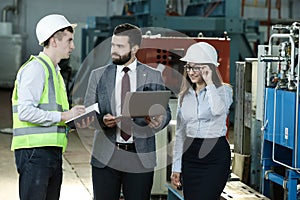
[{"x1": 0, "y1": 88, "x2": 93, "y2": 200}]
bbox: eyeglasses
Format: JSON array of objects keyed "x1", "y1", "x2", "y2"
[{"x1": 184, "y1": 64, "x2": 202, "y2": 72}]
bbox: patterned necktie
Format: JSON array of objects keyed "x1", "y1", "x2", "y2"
[{"x1": 121, "y1": 67, "x2": 131, "y2": 141}]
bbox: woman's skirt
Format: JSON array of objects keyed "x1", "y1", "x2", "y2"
[{"x1": 182, "y1": 136, "x2": 231, "y2": 200}]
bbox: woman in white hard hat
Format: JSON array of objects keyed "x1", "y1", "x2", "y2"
[
  {"x1": 171, "y1": 42, "x2": 233, "y2": 200},
  {"x1": 11, "y1": 14, "x2": 85, "y2": 200}
]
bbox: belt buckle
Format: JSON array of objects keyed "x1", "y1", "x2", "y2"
[{"x1": 117, "y1": 143, "x2": 128, "y2": 151}]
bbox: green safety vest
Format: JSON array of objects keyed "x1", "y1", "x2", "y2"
[{"x1": 11, "y1": 53, "x2": 69, "y2": 152}]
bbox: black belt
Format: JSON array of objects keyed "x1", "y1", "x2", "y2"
[{"x1": 116, "y1": 142, "x2": 135, "y2": 151}]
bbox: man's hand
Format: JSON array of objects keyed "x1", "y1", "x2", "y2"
[
  {"x1": 145, "y1": 115, "x2": 163, "y2": 128},
  {"x1": 75, "y1": 116, "x2": 95, "y2": 129},
  {"x1": 103, "y1": 114, "x2": 120, "y2": 128},
  {"x1": 61, "y1": 105, "x2": 85, "y2": 122}
]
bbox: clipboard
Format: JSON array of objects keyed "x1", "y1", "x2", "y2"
[{"x1": 65, "y1": 103, "x2": 99, "y2": 128}]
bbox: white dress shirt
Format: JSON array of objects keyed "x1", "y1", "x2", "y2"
[{"x1": 115, "y1": 59, "x2": 137, "y2": 143}]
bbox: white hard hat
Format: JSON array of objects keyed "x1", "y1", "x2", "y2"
[
  {"x1": 180, "y1": 42, "x2": 219, "y2": 66},
  {"x1": 36, "y1": 14, "x2": 77, "y2": 46}
]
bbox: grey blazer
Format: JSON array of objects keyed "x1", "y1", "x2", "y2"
[{"x1": 84, "y1": 62, "x2": 172, "y2": 169}]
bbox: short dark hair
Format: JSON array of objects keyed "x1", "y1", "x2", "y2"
[
  {"x1": 113, "y1": 23, "x2": 142, "y2": 47},
  {"x1": 43, "y1": 26, "x2": 74, "y2": 47}
]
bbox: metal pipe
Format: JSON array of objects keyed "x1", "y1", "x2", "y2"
[
  {"x1": 241, "y1": 0, "x2": 245, "y2": 17},
  {"x1": 266, "y1": 34, "x2": 295, "y2": 87},
  {"x1": 288, "y1": 0, "x2": 293, "y2": 18},
  {"x1": 276, "y1": 0, "x2": 281, "y2": 19},
  {"x1": 2, "y1": 6, "x2": 14, "y2": 22},
  {"x1": 14, "y1": 0, "x2": 19, "y2": 15},
  {"x1": 2, "y1": 0, "x2": 18, "y2": 22},
  {"x1": 260, "y1": 56, "x2": 284, "y2": 62},
  {"x1": 267, "y1": 0, "x2": 271, "y2": 39},
  {"x1": 294, "y1": 32, "x2": 300, "y2": 168}
]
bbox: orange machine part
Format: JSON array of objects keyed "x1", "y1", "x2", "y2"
[{"x1": 137, "y1": 37, "x2": 230, "y2": 94}]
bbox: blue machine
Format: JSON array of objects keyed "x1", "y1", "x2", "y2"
[{"x1": 260, "y1": 22, "x2": 300, "y2": 200}]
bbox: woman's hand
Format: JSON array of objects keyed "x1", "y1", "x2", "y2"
[
  {"x1": 200, "y1": 65, "x2": 213, "y2": 85},
  {"x1": 171, "y1": 172, "x2": 182, "y2": 188}
]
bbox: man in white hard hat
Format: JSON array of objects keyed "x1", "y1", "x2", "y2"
[{"x1": 11, "y1": 14, "x2": 85, "y2": 200}]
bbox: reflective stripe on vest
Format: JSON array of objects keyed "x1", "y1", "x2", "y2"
[
  {"x1": 36, "y1": 56, "x2": 58, "y2": 110},
  {"x1": 12, "y1": 103, "x2": 63, "y2": 113},
  {"x1": 11, "y1": 55, "x2": 69, "y2": 152},
  {"x1": 13, "y1": 126, "x2": 66, "y2": 136}
]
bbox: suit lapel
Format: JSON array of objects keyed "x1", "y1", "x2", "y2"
[
  {"x1": 136, "y1": 62, "x2": 147, "y2": 91},
  {"x1": 103, "y1": 64, "x2": 117, "y2": 114}
]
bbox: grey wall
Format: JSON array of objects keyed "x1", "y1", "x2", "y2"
[{"x1": 0, "y1": 0, "x2": 108, "y2": 69}]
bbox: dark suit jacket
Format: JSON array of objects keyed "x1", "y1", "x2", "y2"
[{"x1": 84, "y1": 62, "x2": 171, "y2": 169}]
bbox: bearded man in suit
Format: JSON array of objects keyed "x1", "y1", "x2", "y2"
[{"x1": 84, "y1": 23, "x2": 171, "y2": 200}]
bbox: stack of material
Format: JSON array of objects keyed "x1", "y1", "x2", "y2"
[{"x1": 221, "y1": 180, "x2": 269, "y2": 200}]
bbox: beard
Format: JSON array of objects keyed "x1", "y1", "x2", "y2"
[{"x1": 112, "y1": 51, "x2": 132, "y2": 65}]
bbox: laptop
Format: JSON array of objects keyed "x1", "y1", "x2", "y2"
[{"x1": 120, "y1": 90, "x2": 171, "y2": 118}]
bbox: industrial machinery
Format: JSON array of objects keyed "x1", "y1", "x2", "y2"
[
  {"x1": 81, "y1": 0, "x2": 261, "y2": 88},
  {"x1": 260, "y1": 22, "x2": 300, "y2": 200}
]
